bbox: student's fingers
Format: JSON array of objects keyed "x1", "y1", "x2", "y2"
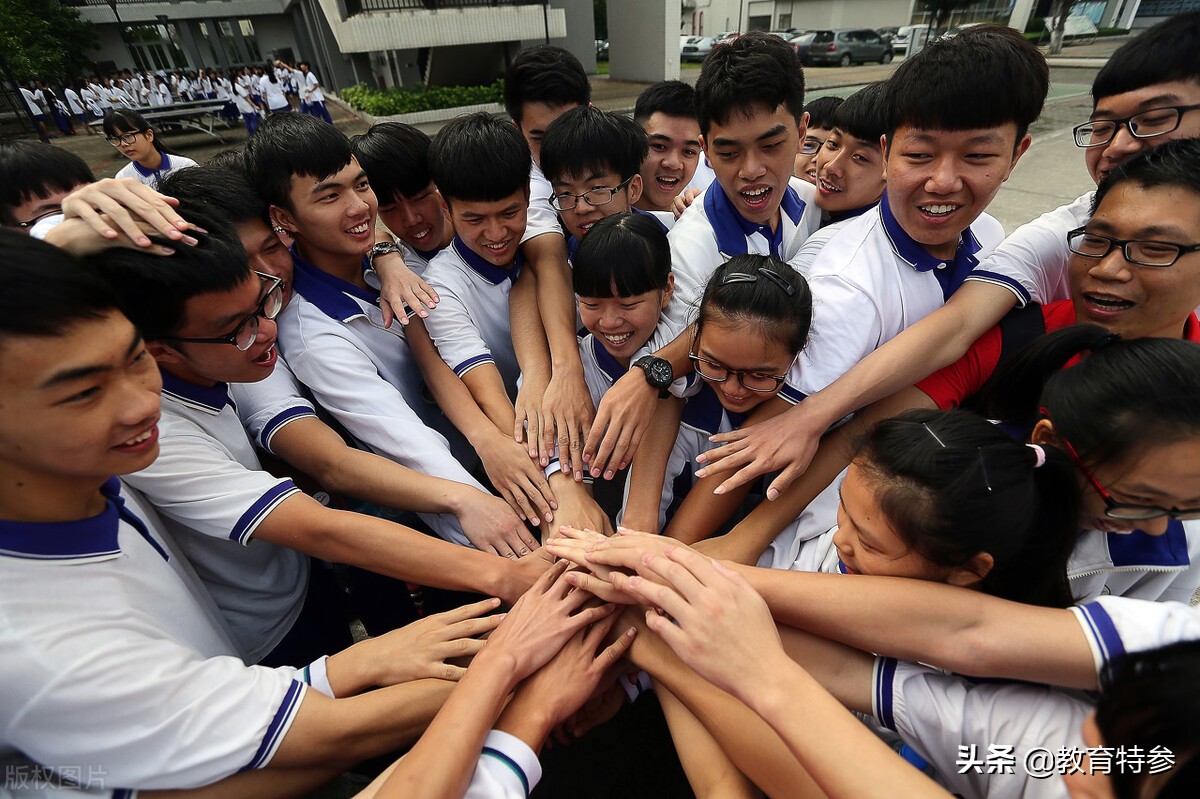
[
  {"x1": 518, "y1": 475, "x2": 555, "y2": 525},
  {"x1": 712, "y1": 459, "x2": 770, "y2": 496},
  {"x1": 435, "y1": 662, "x2": 470, "y2": 681},
  {"x1": 378, "y1": 298, "x2": 396, "y2": 330},
  {"x1": 500, "y1": 482, "x2": 536, "y2": 523},
  {"x1": 637, "y1": 550, "x2": 709, "y2": 603},
  {"x1": 582, "y1": 403, "x2": 612, "y2": 466},
  {"x1": 512, "y1": 403, "x2": 529, "y2": 446},
  {"x1": 435, "y1": 636, "x2": 489, "y2": 662},
  {"x1": 764, "y1": 462, "x2": 805, "y2": 502},
  {"x1": 526, "y1": 558, "x2": 571, "y2": 595},
  {"x1": 432, "y1": 597, "x2": 503, "y2": 626},
  {"x1": 518, "y1": 527, "x2": 541, "y2": 554},
  {"x1": 593, "y1": 624, "x2": 637, "y2": 670},
  {"x1": 614, "y1": 571, "x2": 689, "y2": 619},
  {"x1": 564, "y1": 570, "x2": 639, "y2": 604},
  {"x1": 567, "y1": 419, "x2": 587, "y2": 481}
]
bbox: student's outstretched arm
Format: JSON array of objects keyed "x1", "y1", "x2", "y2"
[
  {"x1": 508, "y1": 266, "x2": 556, "y2": 466},
  {"x1": 614, "y1": 547, "x2": 953, "y2": 799},
  {"x1": 697, "y1": 281, "x2": 1019, "y2": 496},
  {"x1": 620, "y1": 395, "x2": 684, "y2": 533}
]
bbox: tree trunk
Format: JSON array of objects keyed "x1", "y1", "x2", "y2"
[{"x1": 1049, "y1": 0, "x2": 1070, "y2": 55}]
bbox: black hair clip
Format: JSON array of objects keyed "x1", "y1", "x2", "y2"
[{"x1": 718, "y1": 267, "x2": 797, "y2": 296}]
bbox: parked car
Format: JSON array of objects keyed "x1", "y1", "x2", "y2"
[
  {"x1": 890, "y1": 24, "x2": 924, "y2": 53},
  {"x1": 712, "y1": 31, "x2": 740, "y2": 43},
  {"x1": 681, "y1": 36, "x2": 715, "y2": 62},
  {"x1": 789, "y1": 31, "x2": 817, "y2": 61},
  {"x1": 801, "y1": 29, "x2": 894, "y2": 66},
  {"x1": 595, "y1": 39, "x2": 609, "y2": 60},
  {"x1": 876, "y1": 26, "x2": 899, "y2": 42}
]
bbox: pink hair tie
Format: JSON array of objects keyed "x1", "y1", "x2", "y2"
[{"x1": 1027, "y1": 443, "x2": 1047, "y2": 468}]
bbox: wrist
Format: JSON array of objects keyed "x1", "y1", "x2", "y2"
[{"x1": 325, "y1": 639, "x2": 383, "y2": 696}]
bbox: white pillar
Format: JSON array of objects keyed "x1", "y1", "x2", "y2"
[
  {"x1": 607, "y1": 0, "x2": 680, "y2": 83},
  {"x1": 1007, "y1": 0, "x2": 1038, "y2": 35}
]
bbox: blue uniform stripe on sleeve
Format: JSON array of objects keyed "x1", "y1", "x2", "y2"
[
  {"x1": 453, "y1": 353, "x2": 495, "y2": 378},
  {"x1": 481, "y1": 746, "x2": 531, "y2": 797},
  {"x1": 231, "y1": 481, "x2": 300, "y2": 545},
  {"x1": 874, "y1": 657, "x2": 898, "y2": 731},
  {"x1": 260, "y1": 406, "x2": 317, "y2": 453},
  {"x1": 964, "y1": 270, "x2": 1031, "y2": 307},
  {"x1": 244, "y1": 680, "x2": 306, "y2": 771},
  {"x1": 1078, "y1": 602, "x2": 1126, "y2": 676},
  {"x1": 778, "y1": 384, "x2": 807, "y2": 406},
  {"x1": 113, "y1": 790, "x2": 136, "y2": 799}
]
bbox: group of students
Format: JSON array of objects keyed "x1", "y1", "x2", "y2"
[
  {"x1": 3, "y1": 12, "x2": 1200, "y2": 799},
  {"x1": 17, "y1": 59, "x2": 331, "y2": 143}
]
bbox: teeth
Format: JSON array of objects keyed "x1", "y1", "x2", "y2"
[
  {"x1": 743, "y1": 187, "x2": 769, "y2": 197},
  {"x1": 412, "y1": 228, "x2": 429, "y2": 240},
  {"x1": 657, "y1": 177, "x2": 679, "y2": 186},
  {"x1": 348, "y1": 222, "x2": 369, "y2": 234},
  {"x1": 121, "y1": 429, "x2": 153, "y2": 447},
  {"x1": 485, "y1": 242, "x2": 507, "y2": 250},
  {"x1": 920, "y1": 204, "x2": 957, "y2": 215},
  {"x1": 1088, "y1": 294, "x2": 1131, "y2": 308},
  {"x1": 603, "y1": 332, "x2": 632, "y2": 344},
  {"x1": 256, "y1": 345, "x2": 275, "y2": 363},
  {"x1": 819, "y1": 178, "x2": 841, "y2": 193}
]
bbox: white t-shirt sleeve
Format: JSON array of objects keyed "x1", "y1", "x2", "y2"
[
  {"x1": 873, "y1": 657, "x2": 1091, "y2": 799},
  {"x1": 123, "y1": 417, "x2": 299, "y2": 546},
  {"x1": 659, "y1": 205, "x2": 719, "y2": 341},
  {"x1": 0, "y1": 630, "x2": 305, "y2": 790},
  {"x1": 964, "y1": 192, "x2": 1092, "y2": 307},
  {"x1": 1071, "y1": 595, "x2": 1200, "y2": 677},
  {"x1": 423, "y1": 270, "x2": 495, "y2": 377},
  {"x1": 522, "y1": 167, "x2": 562, "y2": 243},
  {"x1": 784, "y1": 272, "x2": 884, "y2": 400},
  {"x1": 464, "y1": 730, "x2": 544, "y2": 799},
  {"x1": 230, "y1": 360, "x2": 318, "y2": 454}
]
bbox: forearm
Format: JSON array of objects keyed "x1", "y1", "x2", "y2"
[
  {"x1": 524, "y1": 234, "x2": 581, "y2": 373},
  {"x1": 621, "y1": 396, "x2": 683, "y2": 531},
  {"x1": 800, "y1": 282, "x2": 1016, "y2": 428},
  {"x1": 462, "y1": 367, "x2": 518, "y2": 435},
  {"x1": 410, "y1": 321, "x2": 508, "y2": 444},
  {"x1": 372, "y1": 654, "x2": 518, "y2": 799},
  {"x1": 509, "y1": 267, "x2": 552, "y2": 383}
]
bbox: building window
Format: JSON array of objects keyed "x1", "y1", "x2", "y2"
[
  {"x1": 240, "y1": 19, "x2": 262, "y2": 61},
  {"x1": 123, "y1": 23, "x2": 187, "y2": 71},
  {"x1": 778, "y1": 13, "x2": 791, "y2": 27}
]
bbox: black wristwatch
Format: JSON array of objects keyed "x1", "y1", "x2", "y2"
[
  {"x1": 633, "y1": 355, "x2": 673, "y2": 398},
  {"x1": 368, "y1": 241, "x2": 403, "y2": 267}
]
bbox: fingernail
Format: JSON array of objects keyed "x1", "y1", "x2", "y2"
[
  {"x1": 575, "y1": 471, "x2": 583, "y2": 482},
  {"x1": 696, "y1": 453, "x2": 708, "y2": 463},
  {"x1": 619, "y1": 462, "x2": 627, "y2": 470},
  {"x1": 713, "y1": 486, "x2": 725, "y2": 495},
  {"x1": 767, "y1": 489, "x2": 779, "y2": 501},
  {"x1": 694, "y1": 468, "x2": 707, "y2": 478},
  {"x1": 183, "y1": 236, "x2": 198, "y2": 246},
  {"x1": 545, "y1": 513, "x2": 554, "y2": 524},
  {"x1": 590, "y1": 468, "x2": 600, "y2": 478},
  {"x1": 604, "y1": 470, "x2": 614, "y2": 480},
  {"x1": 550, "y1": 501, "x2": 558, "y2": 510},
  {"x1": 158, "y1": 247, "x2": 175, "y2": 256},
  {"x1": 137, "y1": 237, "x2": 151, "y2": 247}
]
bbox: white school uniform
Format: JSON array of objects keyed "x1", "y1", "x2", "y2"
[
  {"x1": 153, "y1": 82, "x2": 172, "y2": 107},
  {"x1": 114, "y1": 152, "x2": 198, "y2": 191},
  {"x1": 793, "y1": 205, "x2": 878, "y2": 276},
  {"x1": 0, "y1": 479, "x2": 309, "y2": 791},
  {"x1": 276, "y1": 252, "x2": 483, "y2": 546},
  {"x1": 229, "y1": 357, "x2": 319, "y2": 455},
  {"x1": 79, "y1": 85, "x2": 102, "y2": 117},
  {"x1": 259, "y1": 75, "x2": 289, "y2": 112},
  {"x1": 1068, "y1": 519, "x2": 1200, "y2": 604},
  {"x1": 1072, "y1": 594, "x2": 1200, "y2": 675},
  {"x1": 123, "y1": 372, "x2": 309, "y2": 663},
  {"x1": 683, "y1": 155, "x2": 716, "y2": 194},
  {"x1": 871, "y1": 657, "x2": 1091, "y2": 799},
  {"x1": 463, "y1": 730, "x2": 545, "y2": 799},
  {"x1": 304, "y1": 70, "x2": 325, "y2": 103},
  {"x1": 423, "y1": 237, "x2": 523, "y2": 395},
  {"x1": 63, "y1": 87, "x2": 85, "y2": 116},
  {"x1": 963, "y1": 191, "x2": 1092, "y2": 308},
  {"x1": 524, "y1": 162, "x2": 562, "y2": 243},
  {"x1": 783, "y1": 191, "x2": 1008, "y2": 403},
  {"x1": 19, "y1": 87, "x2": 44, "y2": 116},
  {"x1": 233, "y1": 80, "x2": 257, "y2": 114},
  {"x1": 658, "y1": 176, "x2": 821, "y2": 344}
]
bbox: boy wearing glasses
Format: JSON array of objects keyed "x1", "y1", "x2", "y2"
[{"x1": 702, "y1": 12, "x2": 1200, "y2": 501}]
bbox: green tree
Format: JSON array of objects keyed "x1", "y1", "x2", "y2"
[
  {"x1": 594, "y1": 0, "x2": 607, "y2": 40},
  {"x1": 0, "y1": 0, "x2": 98, "y2": 82}
]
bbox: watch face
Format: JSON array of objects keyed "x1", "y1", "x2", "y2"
[{"x1": 649, "y1": 362, "x2": 672, "y2": 385}]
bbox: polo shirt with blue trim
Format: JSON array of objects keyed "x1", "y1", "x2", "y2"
[
  {"x1": 114, "y1": 152, "x2": 198, "y2": 191},
  {"x1": 276, "y1": 250, "x2": 485, "y2": 547},
  {"x1": 123, "y1": 371, "x2": 308, "y2": 663},
  {"x1": 230, "y1": 356, "x2": 318, "y2": 455},
  {"x1": 657, "y1": 176, "x2": 821, "y2": 344},
  {"x1": 784, "y1": 191, "x2": 1006, "y2": 403},
  {"x1": 424, "y1": 236, "x2": 524, "y2": 396},
  {"x1": 1069, "y1": 519, "x2": 1200, "y2": 605},
  {"x1": 0, "y1": 480, "x2": 308, "y2": 790}
]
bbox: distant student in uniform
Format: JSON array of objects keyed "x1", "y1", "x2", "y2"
[
  {"x1": 103, "y1": 109, "x2": 198, "y2": 190},
  {"x1": 540, "y1": 105, "x2": 653, "y2": 256},
  {"x1": 584, "y1": 30, "x2": 822, "y2": 481},
  {"x1": 699, "y1": 12, "x2": 1200, "y2": 500},
  {"x1": 423, "y1": 112, "x2": 612, "y2": 538},
  {"x1": 633, "y1": 80, "x2": 705, "y2": 227},
  {"x1": 795, "y1": 94, "x2": 843, "y2": 183},
  {"x1": 245, "y1": 113, "x2": 554, "y2": 545}
]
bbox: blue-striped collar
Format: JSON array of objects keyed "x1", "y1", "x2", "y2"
[
  {"x1": 878, "y1": 191, "x2": 982, "y2": 300},
  {"x1": 0, "y1": 478, "x2": 167, "y2": 563},
  {"x1": 681, "y1": 381, "x2": 746, "y2": 434},
  {"x1": 452, "y1": 236, "x2": 523, "y2": 285},
  {"x1": 590, "y1": 335, "x2": 626, "y2": 383},
  {"x1": 133, "y1": 151, "x2": 171, "y2": 179},
  {"x1": 161, "y1": 369, "x2": 230, "y2": 414},
  {"x1": 632, "y1": 205, "x2": 670, "y2": 234},
  {"x1": 291, "y1": 247, "x2": 378, "y2": 323},
  {"x1": 1106, "y1": 520, "x2": 1190, "y2": 568},
  {"x1": 704, "y1": 180, "x2": 806, "y2": 258},
  {"x1": 826, "y1": 201, "x2": 878, "y2": 226}
]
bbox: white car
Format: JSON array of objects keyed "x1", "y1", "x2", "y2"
[{"x1": 681, "y1": 36, "x2": 715, "y2": 62}]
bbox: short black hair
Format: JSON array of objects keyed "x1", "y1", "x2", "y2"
[
  {"x1": 634, "y1": 80, "x2": 697, "y2": 125},
  {"x1": 0, "y1": 141, "x2": 94, "y2": 225},
  {"x1": 693, "y1": 31, "x2": 806, "y2": 136},
  {"x1": 428, "y1": 112, "x2": 531, "y2": 205},
  {"x1": 540, "y1": 107, "x2": 648, "y2": 185},
  {"x1": 1092, "y1": 137, "x2": 1200, "y2": 213},
  {"x1": 0, "y1": 231, "x2": 118, "y2": 342},
  {"x1": 206, "y1": 146, "x2": 247, "y2": 171},
  {"x1": 160, "y1": 165, "x2": 268, "y2": 226},
  {"x1": 883, "y1": 24, "x2": 1048, "y2": 141},
  {"x1": 351, "y1": 122, "x2": 434, "y2": 201},
  {"x1": 572, "y1": 213, "x2": 671, "y2": 298},
  {"x1": 833, "y1": 81, "x2": 890, "y2": 143},
  {"x1": 86, "y1": 208, "x2": 251, "y2": 340},
  {"x1": 503, "y1": 45, "x2": 591, "y2": 123},
  {"x1": 803, "y1": 96, "x2": 843, "y2": 130},
  {"x1": 1093, "y1": 12, "x2": 1200, "y2": 105},
  {"x1": 244, "y1": 112, "x2": 354, "y2": 212}
]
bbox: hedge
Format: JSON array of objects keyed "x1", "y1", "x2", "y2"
[{"x1": 340, "y1": 79, "x2": 505, "y2": 116}]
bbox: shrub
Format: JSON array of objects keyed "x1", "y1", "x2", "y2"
[{"x1": 340, "y1": 79, "x2": 505, "y2": 116}]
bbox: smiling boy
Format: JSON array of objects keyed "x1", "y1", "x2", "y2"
[{"x1": 633, "y1": 80, "x2": 705, "y2": 226}]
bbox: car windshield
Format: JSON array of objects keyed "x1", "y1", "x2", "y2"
[{"x1": 813, "y1": 31, "x2": 834, "y2": 43}]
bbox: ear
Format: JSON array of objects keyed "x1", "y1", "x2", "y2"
[
  {"x1": 1030, "y1": 418, "x2": 1061, "y2": 448},
  {"x1": 662, "y1": 271, "x2": 676, "y2": 308},
  {"x1": 699, "y1": 133, "x2": 709, "y2": 157},
  {"x1": 626, "y1": 173, "x2": 644, "y2": 205},
  {"x1": 270, "y1": 204, "x2": 299, "y2": 235},
  {"x1": 946, "y1": 551, "x2": 994, "y2": 588},
  {"x1": 1004, "y1": 133, "x2": 1033, "y2": 180},
  {"x1": 146, "y1": 340, "x2": 182, "y2": 366},
  {"x1": 796, "y1": 110, "x2": 810, "y2": 146},
  {"x1": 880, "y1": 133, "x2": 890, "y2": 181}
]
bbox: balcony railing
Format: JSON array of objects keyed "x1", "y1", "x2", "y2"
[{"x1": 344, "y1": 0, "x2": 547, "y2": 15}]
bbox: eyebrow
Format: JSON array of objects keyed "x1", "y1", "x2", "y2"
[
  {"x1": 648, "y1": 132, "x2": 700, "y2": 146},
  {"x1": 40, "y1": 329, "x2": 142, "y2": 389},
  {"x1": 698, "y1": 347, "x2": 781, "y2": 373},
  {"x1": 710, "y1": 124, "x2": 789, "y2": 148},
  {"x1": 1094, "y1": 94, "x2": 1182, "y2": 117},
  {"x1": 1089, "y1": 219, "x2": 1193, "y2": 240},
  {"x1": 310, "y1": 170, "x2": 367, "y2": 195}
]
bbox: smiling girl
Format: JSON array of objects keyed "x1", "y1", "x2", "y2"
[{"x1": 103, "y1": 110, "x2": 197, "y2": 191}]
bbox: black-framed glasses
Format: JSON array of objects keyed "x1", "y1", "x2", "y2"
[
  {"x1": 718, "y1": 267, "x2": 798, "y2": 296},
  {"x1": 1066, "y1": 227, "x2": 1200, "y2": 268},
  {"x1": 1045, "y1": 408, "x2": 1200, "y2": 522},
  {"x1": 1072, "y1": 103, "x2": 1200, "y2": 148},
  {"x1": 158, "y1": 272, "x2": 283, "y2": 351},
  {"x1": 105, "y1": 131, "x2": 148, "y2": 147},
  {"x1": 13, "y1": 206, "x2": 62, "y2": 230},
  {"x1": 800, "y1": 136, "x2": 826, "y2": 156},
  {"x1": 549, "y1": 176, "x2": 635, "y2": 211},
  {"x1": 688, "y1": 351, "x2": 788, "y2": 392}
]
